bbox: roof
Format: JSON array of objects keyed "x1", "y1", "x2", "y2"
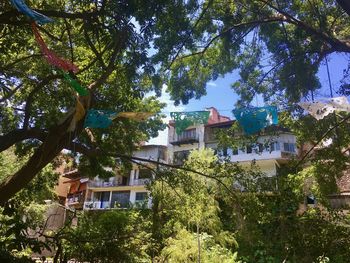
[
  {"x1": 205, "y1": 120, "x2": 235, "y2": 128},
  {"x1": 140, "y1": 144, "x2": 167, "y2": 149},
  {"x1": 62, "y1": 169, "x2": 80, "y2": 179}
]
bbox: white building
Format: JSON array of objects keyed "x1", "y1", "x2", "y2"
[
  {"x1": 81, "y1": 107, "x2": 297, "y2": 210},
  {"x1": 83, "y1": 145, "x2": 167, "y2": 210},
  {"x1": 167, "y1": 107, "x2": 297, "y2": 180}
]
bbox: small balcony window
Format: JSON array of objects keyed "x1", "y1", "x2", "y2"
[
  {"x1": 173, "y1": 150, "x2": 190, "y2": 165},
  {"x1": 306, "y1": 194, "x2": 316, "y2": 205},
  {"x1": 139, "y1": 169, "x2": 153, "y2": 179},
  {"x1": 135, "y1": 192, "x2": 148, "y2": 201},
  {"x1": 232, "y1": 148, "x2": 238, "y2": 155},
  {"x1": 111, "y1": 191, "x2": 130, "y2": 208},
  {"x1": 267, "y1": 142, "x2": 280, "y2": 152},
  {"x1": 246, "y1": 145, "x2": 252, "y2": 154},
  {"x1": 283, "y1": 143, "x2": 296, "y2": 152},
  {"x1": 177, "y1": 129, "x2": 197, "y2": 141}
]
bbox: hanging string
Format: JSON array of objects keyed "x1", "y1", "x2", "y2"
[
  {"x1": 325, "y1": 56, "x2": 334, "y2": 98},
  {"x1": 325, "y1": 55, "x2": 340, "y2": 144}
]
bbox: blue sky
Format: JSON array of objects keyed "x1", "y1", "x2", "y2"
[{"x1": 148, "y1": 53, "x2": 349, "y2": 145}]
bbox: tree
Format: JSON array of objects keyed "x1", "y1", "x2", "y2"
[
  {"x1": 148, "y1": 149, "x2": 244, "y2": 261},
  {"x1": 1, "y1": 0, "x2": 350, "y2": 203},
  {"x1": 62, "y1": 210, "x2": 151, "y2": 263},
  {"x1": 0, "y1": 0, "x2": 187, "y2": 202},
  {"x1": 0, "y1": 148, "x2": 59, "y2": 262},
  {"x1": 159, "y1": 0, "x2": 350, "y2": 105}
]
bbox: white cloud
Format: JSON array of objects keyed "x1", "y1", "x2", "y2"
[
  {"x1": 207, "y1": 81, "x2": 217, "y2": 87},
  {"x1": 147, "y1": 84, "x2": 185, "y2": 145}
]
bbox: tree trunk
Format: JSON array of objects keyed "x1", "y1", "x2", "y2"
[
  {"x1": 0, "y1": 115, "x2": 79, "y2": 204},
  {"x1": 197, "y1": 222, "x2": 201, "y2": 263}
]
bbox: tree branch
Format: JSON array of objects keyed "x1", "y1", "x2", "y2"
[
  {"x1": 62, "y1": 142, "x2": 237, "y2": 196},
  {"x1": 23, "y1": 75, "x2": 60, "y2": 129},
  {"x1": 88, "y1": 28, "x2": 128, "y2": 91},
  {"x1": 83, "y1": 21, "x2": 107, "y2": 70},
  {"x1": 0, "y1": 9, "x2": 103, "y2": 25},
  {"x1": 167, "y1": 0, "x2": 214, "y2": 70},
  {"x1": 0, "y1": 117, "x2": 76, "y2": 204},
  {"x1": 259, "y1": 0, "x2": 350, "y2": 52},
  {"x1": 0, "y1": 128, "x2": 47, "y2": 152},
  {"x1": 295, "y1": 114, "x2": 350, "y2": 169},
  {"x1": 171, "y1": 16, "x2": 286, "y2": 66},
  {"x1": 0, "y1": 83, "x2": 23, "y2": 103}
]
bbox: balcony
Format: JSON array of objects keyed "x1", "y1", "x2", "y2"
[
  {"x1": 132, "y1": 178, "x2": 151, "y2": 186},
  {"x1": 88, "y1": 177, "x2": 129, "y2": 188},
  {"x1": 84, "y1": 190, "x2": 151, "y2": 210},
  {"x1": 66, "y1": 192, "x2": 85, "y2": 207},
  {"x1": 88, "y1": 177, "x2": 151, "y2": 189},
  {"x1": 216, "y1": 142, "x2": 297, "y2": 163},
  {"x1": 170, "y1": 129, "x2": 199, "y2": 146},
  {"x1": 84, "y1": 201, "x2": 103, "y2": 210}
]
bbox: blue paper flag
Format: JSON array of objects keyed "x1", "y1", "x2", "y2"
[
  {"x1": 233, "y1": 106, "x2": 278, "y2": 135},
  {"x1": 84, "y1": 110, "x2": 117, "y2": 129},
  {"x1": 10, "y1": 0, "x2": 54, "y2": 24}
]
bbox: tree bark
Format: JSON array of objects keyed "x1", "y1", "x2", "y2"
[
  {"x1": 0, "y1": 117, "x2": 75, "y2": 204},
  {"x1": 197, "y1": 222, "x2": 201, "y2": 263},
  {"x1": 0, "y1": 129, "x2": 46, "y2": 152}
]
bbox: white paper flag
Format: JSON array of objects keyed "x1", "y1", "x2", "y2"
[{"x1": 299, "y1": 96, "x2": 350, "y2": 120}]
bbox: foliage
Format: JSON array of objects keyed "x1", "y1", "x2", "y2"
[
  {"x1": 62, "y1": 210, "x2": 151, "y2": 263},
  {"x1": 0, "y1": 0, "x2": 171, "y2": 200},
  {"x1": 0, "y1": 149, "x2": 59, "y2": 262},
  {"x1": 159, "y1": 228, "x2": 240, "y2": 263},
  {"x1": 148, "y1": 0, "x2": 350, "y2": 106}
]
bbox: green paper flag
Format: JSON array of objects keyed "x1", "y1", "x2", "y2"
[
  {"x1": 170, "y1": 111, "x2": 210, "y2": 134},
  {"x1": 62, "y1": 72, "x2": 88, "y2": 96}
]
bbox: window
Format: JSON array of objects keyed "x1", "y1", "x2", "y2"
[
  {"x1": 135, "y1": 192, "x2": 148, "y2": 201},
  {"x1": 267, "y1": 142, "x2": 280, "y2": 152},
  {"x1": 139, "y1": 169, "x2": 153, "y2": 179},
  {"x1": 232, "y1": 148, "x2": 238, "y2": 155},
  {"x1": 246, "y1": 145, "x2": 252, "y2": 154},
  {"x1": 177, "y1": 129, "x2": 197, "y2": 141},
  {"x1": 173, "y1": 150, "x2": 190, "y2": 165},
  {"x1": 111, "y1": 191, "x2": 130, "y2": 208},
  {"x1": 158, "y1": 148, "x2": 166, "y2": 161},
  {"x1": 95, "y1": 191, "x2": 110, "y2": 208},
  {"x1": 258, "y1": 143, "x2": 264, "y2": 153},
  {"x1": 306, "y1": 194, "x2": 316, "y2": 205},
  {"x1": 283, "y1": 143, "x2": 296, "y2": 152}
]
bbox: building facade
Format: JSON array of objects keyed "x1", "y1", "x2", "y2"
[
  {"x1": 167, "y1": 107, "x2": 297, "y2": 180},
  {"x1": 57, "y1": 107, "x2": 298, "y2": 211},
  {"x1": 83, "y1": 145, "x2": 167, "y2": 210}
]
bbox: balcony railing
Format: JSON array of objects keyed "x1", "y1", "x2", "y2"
[
  {"x1": 88, "y1": 178, "x2": 151, "y2": 188},
  {"x1": 214, "y1": 142, "x2": 297, "y2": 162},
  {"x1": 66, "y1": 193, "x2": 84, "y2": 205},
  {"x1": 131, "y1": 178, "x2": 151, "y2": 186},
  {"x1": 84, "y1": 200, "x2": 151, "y2": 210},
  {"x1": 88, "y1": 180, "x2": 128, "y2": 188},
  {"x1": 170, "y1": 129, "x2": 199, "y2": 145},
  {"x1": 84, "y1": 201, "x2": 103, "y2": 209}
]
